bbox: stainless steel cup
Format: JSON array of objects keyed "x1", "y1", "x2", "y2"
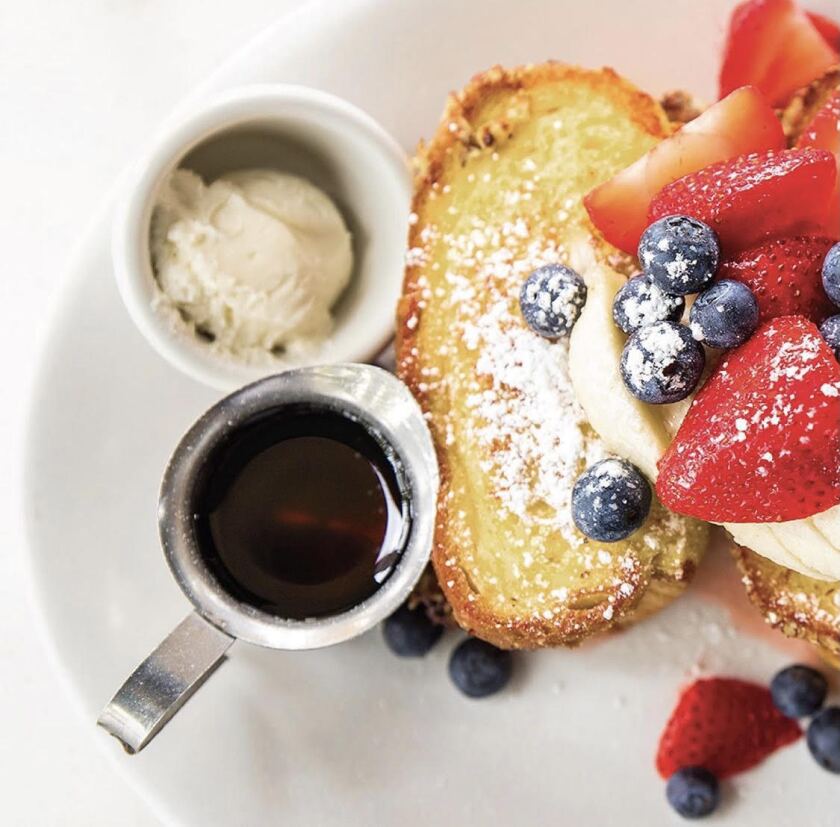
[{"x1": 97, "y1": 364, "x2": 438, "y2": 753}]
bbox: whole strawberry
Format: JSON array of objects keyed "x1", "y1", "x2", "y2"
[
  {"x1": 657, "y1": 677, "x2": 802, "y2": 780},
  {"x1": 716, "y1": 236, "x2": 837, "y2": 323},
  {"x1": 657, "y1": 316, "x2": 840, "y2": 522}
]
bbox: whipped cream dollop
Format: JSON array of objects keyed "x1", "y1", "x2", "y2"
[
  {"x1": 567, "y1": 238, "x2": 840, "y2": 581},
  {"x1": 150, "y1": 168, "x2": 353, "y2": 361}
]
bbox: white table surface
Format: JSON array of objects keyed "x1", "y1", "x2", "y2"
[{"x1": 1, "y1": 2, "x2": 303, "y2": 823}]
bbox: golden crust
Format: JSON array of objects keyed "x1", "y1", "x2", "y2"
[
  {"x1": 408, "y1": 63, "x2": 674, "y2": 205},
  {"x1": 397, "y1": 63, "x2": 706, "y2": 649},
  {"x1": 734, "y1": 545, "x2": 840, "y2": 665}
]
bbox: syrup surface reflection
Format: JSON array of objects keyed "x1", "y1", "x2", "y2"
[{"x1": 194, "y1": 407, "x2": 411, "y2": 619}]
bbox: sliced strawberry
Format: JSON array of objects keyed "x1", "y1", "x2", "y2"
[
  {"x1": 656, "y1": 678, "x2": 801, "y2": 780},
  {"x1": 797, "y1": 90, "x2": 840, "y2": 155},
  {"x1": 721, "y1": 0, "x2": 793, "y2": 101},
  {"x1": 797, "y1": 91, "x2": 840, "y2": 234},
  {"x1": 719, "y1": 0, "x2": 838, "y2": 106},
  {"x1": 807, "y1": 10, "x2": 840, "y2": 52},
  {"x1": 717, "y1": 236, "x2": 838, "y2": 323},
  {"x1": 657, "y1": 316, "x2": 840, "y2": 522},
  {"x1": 648, "y1": 148, "x2": 837, "y2": 254},
  {"x1": 583, "y1": 86, "x2": 784, "y2": 254}
]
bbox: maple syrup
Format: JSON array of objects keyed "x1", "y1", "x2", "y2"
[{"x1": 193, "y1": 406, "x2": 410, "y2": 620}]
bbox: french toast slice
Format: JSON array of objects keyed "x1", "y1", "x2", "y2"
[{"x1": 396, "y1": 64, "x2": 708, "y2": 649}]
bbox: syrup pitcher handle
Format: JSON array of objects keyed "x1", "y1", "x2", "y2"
[{"x1": 97, "y1": 612, "x2": 234, "y2": 754}]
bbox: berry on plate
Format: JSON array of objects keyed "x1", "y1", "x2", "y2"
[
  {"x1": 620, "y1": 321, "x2": 705, "y2": 404},
  {"x1": 571, "y1": 458, "x2": 652, "y2": 542},
  {"x1": 656, "y1": 677, "x2": 802, "y2": 780},
  {"x1": 638, "y1": 216, "x2": 720, "y2": 296},
  {"x1": 649, "y1": 148, "x2": 838, "y2": 255},
  {"x1": 583, "y1": 86, "x2": 784, "y2": 254},
  {"x1": 823, "y1": 241, "x2": 840, "y2": 306},
  {"x1": 770, "y1": 664, "x2": 828, "y2": 718},
  {"x1": 657, "y1": 316, "x2": 840, "y2": 522},
  {"x1": 448, "y1": 638, "x2": 513, "y2": 698},
  {"x1": 716, "y1": 236, "x2": 837, "y2": 323},
  {"x1": 612, "y1": 274, "x2": 685, "y2": 334},
  {"x1": 719, "y1": 0, "x2": 839, "y2": 106},
  {"x1": 665, "y1": 767, "x2": 720, "y2": 820},
  {"x1": 689, "y1": 280, "x2": 759, "y2": 349},
  {"x1": 383, "y1": 603, "x2": 444, "y2": 657},
  {"x1": 821, "y1": 315, "x2": 840, "y2": 359},
  {"x1": 807, "y1": 707, "x2": 840, "y2": 773},
  {"x1": 519, "y1": 264, "x2": 587, "y2": 338}
]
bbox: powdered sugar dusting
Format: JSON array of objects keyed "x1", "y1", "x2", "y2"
[
  {"x1": 713, "y1": 328, "x2": 840, "y2": 441},
  {"x1": 621, "y1": 277, "x2": 683, "y2": 330},
  {"x1": 663, "y1": 251, "x2": 697, "y2": 285},
  {"x1": 623, "y1": 321, "x2": 697, "y2": 394},
  {"x1": 520, "y1": 265, "x2": 586, "y2": 334},
  {"x1": 743, "y1": 568, "x2": 840, "y2": 634},
  {"x1": 466, "y1": 279, "x2": 605, "y2": 531},
  {"x1": 415, "y1": 222, "x2": 609, "y2": 534}
]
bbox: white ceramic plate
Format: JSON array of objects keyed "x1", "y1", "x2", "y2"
[{"x1": 24, "y1": 0, "x2": 838, "y2": 824}]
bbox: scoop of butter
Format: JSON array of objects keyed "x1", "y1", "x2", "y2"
[
  {"x1": 150, "y1": 168, "x2": 353, "y2": 359},
  {"x1": 567, "y1": 237, "x2": 840, "y2": 581}
]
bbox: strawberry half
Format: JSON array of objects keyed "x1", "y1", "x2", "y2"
[
  {"x1": 797, "y1": 91, "x2": 840, "y2": 235},
  {"x1": 648, "y1": 148, "x2": 838, "y2": 254},
  {"x1": 719, "y1": 0, "x2": 838, "y2": 106},
  {"x1": 657, "y1": 316, "x2": 840, "y2": 523},
  {"x1": 716, "y1": 236, "x2": 838, "y2": 323},
  {"x1": 656, "y1": 678, "x2": 801, "y2": 780},
  {"x1": 808, "y1": 10, "x2": 840, "y2": 52},
  {"x1": 583, "y1": 86, "x2": 784, "y2": 254}
]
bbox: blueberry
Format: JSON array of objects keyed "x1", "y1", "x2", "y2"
[
  {"x1": 639, "y1": 216, "x2": 720, "y2": 296},
  {"x1": 823, "y1": 241, "x2": 840, "y2": 306},
  {"x1": 807, "y1": 707, "x2": 840, "y2": 773},
  {"x1": 612, "y1": 273, "x2": 685, "y2": 334},
  {"x1": 770, "y1": 664, "x2": 828, "y2": 718},
  {"x1": 520, "y1": 264, "x2": 587, "y2": 338},
  {"x1": 689, "y1": 279, "x2": 759, "y2": 349},
  {"x1": 620, "y1": 321, "x2": 705, "y2": 404},
  {"x1": 383, "y1": 604, "x2": 443, "y2": 657},
  {"x1": 820, "y1": 315, "x2": 840, "y2": 361},
  {"x1": 571, "y1": 458, "x2": 652, "y2": 542},
  {"x1": 448, "y1": 638, "x2": 513, "y2": 698},
  {"x1": 666, "y1": 767, "x2": 720, "y2": 819}
]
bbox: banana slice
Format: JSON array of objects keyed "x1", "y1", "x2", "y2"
[{"x1": 568, "y1": 239, "x2": 677, "y2": 481}]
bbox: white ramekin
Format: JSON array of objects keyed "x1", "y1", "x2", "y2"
[{"x1": 112, "y1": 84, "x2": 411, "y2": 390}]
